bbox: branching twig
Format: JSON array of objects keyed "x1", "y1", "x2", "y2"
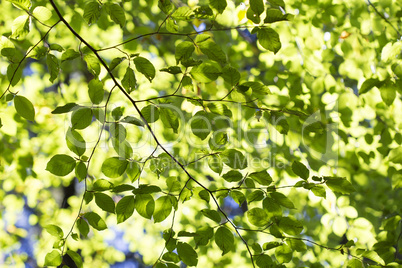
[{"x1": 367, "y1": 0, "x2": 401, "y2": 39}]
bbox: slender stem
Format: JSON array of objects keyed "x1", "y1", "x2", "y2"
[{"x1": 367, "y1": 0, "x2": 401, "y2": 38}]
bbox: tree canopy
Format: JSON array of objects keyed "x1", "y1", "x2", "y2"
[{"x1": 0, "y1": 0, "x2": 401, "y2": 267}]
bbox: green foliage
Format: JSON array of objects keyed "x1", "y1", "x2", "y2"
[{"x1": 1, "y1": 0, "x2": 401, "y2": 267}]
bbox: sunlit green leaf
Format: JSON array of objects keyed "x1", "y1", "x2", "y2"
[
  {"x1": 46, "y1": 154, "x2": 76, "y2": 176},
  {"x1": 116, "y1": 195, "x2": 135, "y2": 223},
  {"x1": 215, "y1": 226, "x2": 234, "y2": 255},
  {"x1": 83, "y1": 1, "x2": 101, "y2": 25},
  {"x1": 177, "y1": 242, "x2": 198, "y2": 266},
  {"x1": 14, "y1": 95, "x2": 35, "y2": 121},
  {"x1": 247, "y1": 207, "x2": 270, "y2": 227},
  {"x1": 220, "y1": 149, "x2": 247, "y2": 169},
  {"x1": 44, "y1": 250, "x2": 62, "y2": 266},
  {"x1": 45, "y1": 224, "x2": 64, "y2": 238},
  {"x1": 134, "y1": 57, "x2": 155, "y2": 82},
  {"x1": 325, "y1": 177, "x2": 355, "y2": 194},
  {"x1": 94, "y1": 192, "x2": 115, "y2": 213}
]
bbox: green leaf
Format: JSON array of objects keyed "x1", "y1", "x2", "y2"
[
  {"x1": 32, "y1": 6, "x2": 52, "y2": 21},
  {"x1": 112, "y1": 184, "x2": 135, "y2": 193},
  {"x1": 175, "y1": 41, "x2": 194, "y2": 64},
  {"x1": 278, "y1": 217, "x2": 303, "y2": 235},
  {"x1": 190, "y1": 111, "x2": 212, "y2": 140},
  {"x1": 250, "y1": 0, "x2": 264, "y2": 16},
  {"x1": 201, "y1": 209, "x2": 221, "y2": 223},
  {"x1": 247, "y1": 207, "x2": 270, "y2": 227},
  {"x1": 88, "y1": 79, "x2": 104, "y2": 104},
  {"x1": 359, "y1": 78, "x2": 384, "y2": 95},
  {"x1": 77, "y1": 218, "x2": 89, "y2": 238},
  {"x1": 75, "y1": 161, "x2": 87, "y2": 182},
  {"x1": 141, "y1": 105, "x2": 160, "y2": 123},
  {"x1": 132, "y1": 185, "x2": 162, "y2": 194},
  {"x1": 71, "y1": 107, "x2": 92, "y2": 130},
  {"x1": 84, "y1": 192, "x2": 94, "y2": 204},
  {"x1": 94, "y1": 192, "x2": 115, "y2": 213},
  {"x1": 190, "y1": 62, "x2": 221, "y2": 83},
  {"x1": 381, "y1": 41, "x2": 402, "y2": 62},
  {"x1": 247, "y1": 189, "x2": 265, "y2": 203},
  {"x1": 291, "y1": 161, "x2": 309, "y2": 180},
  {"x1": 249, "y1": 170, "x2": 272, "y2": 186},
  {"x1": 160, "y1": 66, "x2": 182, "y2": 74},
  {"x1": 134, "y1": 57, "x2": 155, "y2": 82},
  {"x1": 286, "y1": 239, "x2": 307, "y2": 252},
  {"x1": 109, "y1": 57, "x2": 125, "y2": 71},
  {"x1": 66, "y1": 250, "x2": 83, "y2": 268},
  {"x1": 311, "y1": 185, "x2": 326, "y2": 198},
  {"x1": 194, "y1": 226, "x2": 214, "y2": 247},
  {"x1": 61, "y1": 49, "x2": 80, "y2": 62},
  {"x1": 275, "y1": 244, "x2": 292, "y2": 263},
  {"x1": 262, "y1": 241, "x2": 282, "y2": 250},
  {"x1": 172, "y1": 6, "x2": 194, "y2": 20},
  {"x1": 220, "y1": 149, "x2": 247, "y2": 169},
  {"x1": 160, "y1": 106, "x2": 179, "y2": 133},
  {"x1": 166, "y1": 177, "x2": 181, "y2": 193},
  {"x1": 270, "y1": 192, "x2": 295, "y2": 209},
  {"x1": 101, "y1": 157, "x2": 128, "y2": 178},
  {"x1": 46, "y1": 154, "x2": 76, "y2": 176},
  {"x1": 14, "y1": 95, "x2": 35, "y2": 121},
  {"x1": 7, "y1": 63, "x2": 22, "y2": 86},
  {"x1": 221, "y1": 66, "x2": 240, "y2": 87},
  {"x1": 264, "y1": 8, "x2": 292, "y2": 23},
  {"x1": 208, "y1": 155, "x2": 223, "y2": 174},
  {"x1": 209, "y1": 0, "x2": 227, "y2": 13},
  {"x1": 209, "y1": 131, "x2": 228, "y2": 151},
  {"x1": 46, "y1": 54, "x2": 60, "y2": 83},
  {"x1": 389, "y1": 147, "x2": 402, "y2": 164},
  {"x1": 44, "y1": 250, "x2": 62, "y2": 266},
  {"x1": 6, "y1": 0, "x2": 31, "y2": 11},
  {"x1": 49, "y1": 43, "x2": 64, "y2": 52},
  {"x1": 230, "y1": 190, "x2": 246, "y2": 206},
  {"x1": 84, "y1": 212, "x2": 107, "y2": 231},
  {"x1": 198, "y1": 189, "x2": 210, "y2": 202},
  {"x1": 135, "y1": 194, "x2": 155, "y2": 219},
  {"x1": 257, "y1": 28, "x2": 281, "y2": 54},
  {"x1": 255, "y1": 254, "x2": 273, "y2": 267},
  {"x1": 215, "y1": 226, "x2": 234, "y2": 255},
  {"x1": 116, "y1": 195, "x2": 135, "y2": 223},
  {"x1": 126, "y1": 162, "x2": 141, "y2": 182},
  {"x1": 162, "y1": 252, "x2": 180, "y2": 263},
  {"x1": 52, "y1": 102, "x2": 79, "y2": 114},
  {"x1": 325, "y1": 177, "x2": 355, "y2": 194},
  {"x1": 380, "y1": 80, "x2": 396, "y2": 106},
  {"x1": 158, "y1": 0, "x2": 173, "y2": 14},
  {"x1": 66, "y1": 128, "x2": 86, "y2": 156},
  {"x1": 11, "y1": 15, "x2": 29, "y2": 39},
  {"x1": 84, "y1": 53, "x2": 100, "y2": 76},
  {"x1": 362, "y1": 250, "x2": 385, "y2": 265},
  {"x1": 93, "y1": 179, "x2": 114, "y2": 191},
  {"x1": 154, "y1": 196, "x2": 173, "y2": 223},
  {"x1": 198, "y1": 39, "x2": 226, "y2": 64},
  {"x1": 347, "y1": 259, "x2": 363, "y2": 268},
  {"x1": 45, "y1": 224, "x2": 64, "y2": 238},
  {"x1": 83, "y1": 1, "x2": 101, "y2": 25},
  {"x1": 222, "y1": 170, "x2": 243, "y2": 182},
  {"x1": 121, "y1": 116, "x2": 144, "y2": 127},
  {"x1": 177, "y1": 242, "x2": 198, "y2": 266},
  {"x1": 247, "y1": 6, "x2": 260, "y2": 24},
  {"x1": 263, "y1": 197, "x2": 282, "y2": 216},
  {"x1": 106, "y1": 3, "x2": 126, "y2": 28},
  {"x1": 121, "y1": 67, "x2": 137, "y2": 93}
]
